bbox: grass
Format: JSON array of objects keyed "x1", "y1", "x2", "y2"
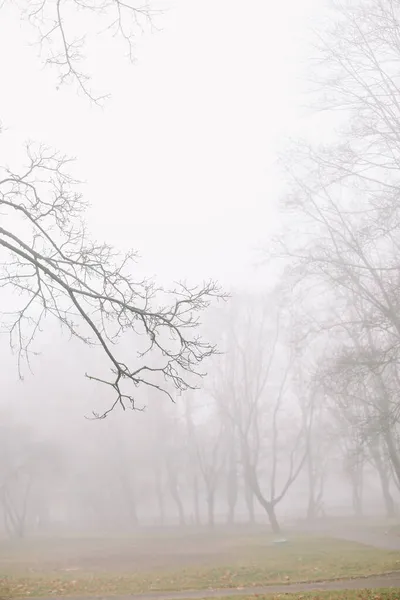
[
  {"x1": 1, "y1": 533, "x2": 400, "y2": 597},
  {"x1": 303, "y1": 515, "x2": 400, "y2": 538},
  {"x1": 373, "y1": 523, "x2": 400, "y2": 537}
]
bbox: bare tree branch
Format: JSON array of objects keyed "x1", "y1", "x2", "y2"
[
  {"x1": 0, "y1": 144, "x2": 226, "y2": 417},
  {"x1": 9, "y1": 0, "x2": 161, "y2": 102}
]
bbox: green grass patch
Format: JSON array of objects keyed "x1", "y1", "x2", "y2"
[{"x1": 1, "y1": 535, "x2": 400, "y2": 598}]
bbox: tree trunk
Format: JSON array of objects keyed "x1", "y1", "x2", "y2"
[
  {"x1": 374, "y1": 384, "x2": 400, "y2": 488},
  {"x1": 254, "y1": 490, "x2": 281, "y2": 534},
  {"x1": 384, "y1": 427, "x2": 400, "y2": 489},
  {"x1": 244, "y1": 480, "x2": 255, "y2": 524},
  {"x1": 119, "y1": 472, "x2": 138, "y2": 526},
  {"x1": 306, "y1": 449, "x2": 317, "y2": 521},
  {"x1": 352, "y1": 485, "x2": 362, "y2": 516},
  {"x1": 351, "y1": 469, "x2": 363, "y2": 517},
  {"x1": 225, "y1": 425, "x2": 238, "y2": 526},
  {"x1": 226, "y1": 458, "x2": 238, "y2": 525},
  {"x1": 207, "y1": 491, "x2": 215, "y2": 528},
  {"x1": 244, "y1": 464, "x2": 281, "y2": 533},
  {"x1": 2, "y1": 488, "x2": 28, "y2": 539},
  {"x1": 265, "y1": 502, "x2": 281, "y2": 534},
  {"x1": 370, "y1": 444, "x2": 396, "y2": 518},
  {"x1": 307, "y1": 494, "x2": 316, "y2": 521},
  {"x1": 380, "y1": 472, "x2": 396, "y2": 518},
  {"x1": 154, "y1": 465, "x2": 165, "y2": 526},
  {"x1": 193, "y1": 474, "x2": 201, "y2": 526},
  {"x1": 35, "y1": 502, "x2": 50, "y2": 532},
  {"x1": 167, "y1": 465, "x2": 186, "y2": 526},
  {"x1": 344, "y1": 450, "x2": 363, "y2": 518}
]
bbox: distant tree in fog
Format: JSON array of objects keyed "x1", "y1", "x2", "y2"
[
  {"x1": 184, "y1": 394, "x2": 201, "y2": 526},
  {"x1": 316, "y1": 332, "x2": 399, "y2": 518},
  {"x1": 0, "y1": 414, "x2": 62, "y2": 537},
  {"x1": 210, "y1": 293, "x2": 310, "y2": 533},
  {"x1": 274, "y1": 0, "x2": 400, "y2": 510},
  {"x1": 192, "y1": 410, "x2": 226, "y2": 528}
]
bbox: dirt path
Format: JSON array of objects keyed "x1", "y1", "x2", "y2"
[{"x1": 27, "y1": 572, "x2": 400, "y2": 600}]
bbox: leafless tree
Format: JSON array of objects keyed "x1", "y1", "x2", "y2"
[
  {"x1": 146, "y1": 395, "x2": 188, "y2": 526},
  {"x1": 0, "y1": 145, "x2": 224, "y2": 417},
  {"x1": 165, "y1": 456, "x2": 186, "y2": 527},
  {"x1": 107, "y1": 421, "x2": 139, "y2": 526},
  {"x1": 192, "y1": 409, "x2": 225, "y2": 528},
  {"x1": 276, "y1": 0, "x2": 400, "y2": 342},
  {"x1": 211, "y1": 294, "x2": 309, "y2": 534},
  {"x1": 184, "y1": 393, "x2": 201, "y2": 526},
  {"x1": 296, "y1": 375, "x2": 328, "y2": 522},
  {"x1": 275, "y1": 0, "x2": 400, "y2": 499},
  {"x1": 315, "y1": 326, "x2": 399, "y2": 517},
  {"x1": 0, "y1": 415, "x2": 62, "y2": 537},
  {"x1": 369, "y1": 437, "x2": 396, "y2": 518},
  {"x1": 162, "y1": 403, "x2": 188, "y2": 526},
  {"x1": 224, "y1": 417, "x2": 238, "y2": 525}
]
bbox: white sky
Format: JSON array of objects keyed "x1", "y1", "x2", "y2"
[{"x1": 0, "y1": 0, "x2": 324, "y2": 291}]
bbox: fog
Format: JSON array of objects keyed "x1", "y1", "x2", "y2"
[{"x1": 1, "y1": 0, "x2": 400, "y2": 559}]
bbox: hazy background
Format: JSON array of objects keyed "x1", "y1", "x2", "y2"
[
  {"x1": 0, "y1": 0, "x2": 323, "y2": 288},
  {"x1": 1, "y1": 0, "x2": 389, "y2": 538}
]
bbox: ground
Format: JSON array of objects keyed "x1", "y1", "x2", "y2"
[
  {"x1": 1, "y1": 526, "x2": 400, "y2": 598},
  {"x1": 191, "y1": 593, "x2": 400, "y2": 599}
]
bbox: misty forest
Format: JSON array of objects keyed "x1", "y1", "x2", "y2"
[{"x1": 3, "y1": 1, "x2": 400, "y2": 600}]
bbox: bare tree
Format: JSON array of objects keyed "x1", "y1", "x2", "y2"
[
  {"x1": 298, "y1": 383, "x2": 328, "y2": 522},
  {"x1": 369, "y1": 438, "x2": 396, "y2": 518},
  {"x1": 275, "y1": 0, "x2": 400, "y2": 500},
  {"x1": 341, "y1": 425, "x2": 365, "y2": 517},
  {"x1": 145, "y1": 396, "x2": 188, "y2": 526},
  {"x1": 158, "y1": 401, "x2": 188, "y2": 526},
  {"x1": 224, "y1": 418, "x2": 238, "y2": 525},
  {"x1": 306, "y1": 296, "x2": 400, "y2": 517},
  {"x1": 211, "y1": 294, "x2": 308, "y2": 534},
  {"x1": 107, "y1": 422, "x2": 139, "y2": 526},
  {"x1": 184, "y1": 393, "x2": 201, "y2": 526},
  {"x1": 276, "y1": 0, "x2": 400, "y2": 347},
  {"x1": 318, "y1": 336, "x2": 400, "y2": 517},
  {"x1": 0, "y1": 416, "x2": 62, "y2": 538},
  {"x1": 0, "y1": 145, "x2": 224, "y2": 417},
  {"x1": 165, "y1": 456, "x2": 186, "y2": 527},
  {"x1": 193, "y1": 409, "x2": 225, "y2": 528}
]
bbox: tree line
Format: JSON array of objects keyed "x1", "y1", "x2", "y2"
[{"x1": 2, "y1": 0, "x2": 400, "y2": 537}]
